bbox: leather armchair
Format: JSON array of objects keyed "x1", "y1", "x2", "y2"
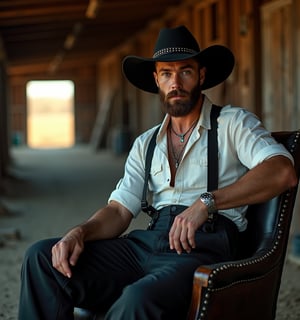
[
  {"x1": 75, "y1": 130, "x2": 300, "y2": 320},
  {"x1": 187, "y1": 130, "x2": 300, "y2": 320}
]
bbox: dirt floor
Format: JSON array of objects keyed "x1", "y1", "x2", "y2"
[{"x1": 0, "y1": 146, "x2": 299, "y2": 320}]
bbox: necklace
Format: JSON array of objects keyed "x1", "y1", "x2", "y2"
[
  {"x1": 168, "y1": 121, "x2": 197, "y2": 168},
  {"x1": 170, "y1": 120, "x2": 198, "y2": 143}
]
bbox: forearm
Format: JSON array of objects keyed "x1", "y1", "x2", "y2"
[
  {"x1": 213, "y1": 156, "x2": 297, "y2": 210},
  {"x1": 65, "y1": 201, "x2": 132, "y2": 242}
]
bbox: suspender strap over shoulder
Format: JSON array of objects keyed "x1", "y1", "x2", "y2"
[
  {"x1": 141, "y1": 126, "x2": 160, "y2": 216},
  {"x1": 141, "y1": 105, "x2": 221, "y2": 216},
  {"x1": 208, "y1": 105, "x2": 221, "y2": 191}
]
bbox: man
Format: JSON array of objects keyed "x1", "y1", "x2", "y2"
[{"x1": 18, "y1": 25, "x2": 297, "y2": 320}]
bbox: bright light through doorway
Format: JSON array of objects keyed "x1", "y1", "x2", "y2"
[{"x1": 26, "y1": 80, "x2": 75, "y2": 148}]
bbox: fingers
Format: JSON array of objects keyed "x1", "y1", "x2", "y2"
[
  {"x1": 51, "y1": 241, "x2": 73, "y2": 278},
  {"x1": 69, "y1": 245, "x2": 82, "y2": 267},
  {"x1": 51, "y1": 229, "x2": 85, "y2": 278},
  {"x1": 169, "y1": 222, "x2": 183, "y2": 254},
  {"x1": 169, "y1": 215, "x2": 196, "y2": 254},
  {"x1": 187, "y1": 227, "x2": 196, "y2": 250}
]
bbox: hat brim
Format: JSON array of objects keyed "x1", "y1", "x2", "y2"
[{"x1": 122, "y1": 45, "x2": 234, "y2": 93}]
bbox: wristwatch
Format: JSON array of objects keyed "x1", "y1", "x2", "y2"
[{"x1": 199, "y1": 192, "x2": 217, "y2": 221}]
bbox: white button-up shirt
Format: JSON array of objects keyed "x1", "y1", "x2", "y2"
[{"x1": 109, "y1": 96, "x2": 294, "y2": 231}]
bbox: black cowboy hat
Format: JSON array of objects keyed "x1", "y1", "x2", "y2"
[{"x1": 122, "y1": 25, "x2": 235, "y2": 93}]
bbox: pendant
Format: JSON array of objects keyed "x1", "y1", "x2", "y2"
[
  {"x1": 175, "y1": 161, "x2": 179, "y2": 168},
  {"x1": 179, "y1": 135, "x2": 184, "y2": 143}
]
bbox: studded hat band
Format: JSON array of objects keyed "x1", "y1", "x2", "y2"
[{"x1": 153, "y1": 47, "x2": 198, "y2": 58}]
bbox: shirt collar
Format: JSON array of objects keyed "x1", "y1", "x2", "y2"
[{"x1": 198, "y1": 95, "x2": 214, "y2": 130}]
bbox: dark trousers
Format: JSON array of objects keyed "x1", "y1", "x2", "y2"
[{"x1": 18, "y1": 205, "x2": 239, "y2": 320}]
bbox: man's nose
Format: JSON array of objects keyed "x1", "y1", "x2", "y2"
[{"x1": 171, "y1": 73, "x2": 182, "y2": 90}]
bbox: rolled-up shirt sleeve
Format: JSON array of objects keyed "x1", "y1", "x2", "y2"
[{"x1": 222, "y1": 107, "x2": 294, "y2": 169}]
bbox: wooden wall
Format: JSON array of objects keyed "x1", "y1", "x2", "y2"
[
  {"x1": 94, "y1": 0, "x2": 260, "y2": 144},
  {"x1": 0, "y1": 62, "x2": 9, "y2": 178},
  {"x1": 261, "y1": 0, "x2": 299, "y2": 131},
  {"x1": 0, "y1": 36, "x2": 9, "y2": 175}
]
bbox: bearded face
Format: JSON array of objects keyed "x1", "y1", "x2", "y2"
[{"x1": 159, "y1": 79, "x2": 202, "y2": 117}]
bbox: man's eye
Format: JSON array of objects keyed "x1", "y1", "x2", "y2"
[
  {"x1": 182, "y1": 70, "x2": 192, "y2": 76},
  {"x1": 161, "y1": 72, "x2": 171, "y2": 77}
]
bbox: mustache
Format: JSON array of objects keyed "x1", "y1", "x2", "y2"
[{"x1": 166, "y1": 89, "x2": 189, "y2": 98}]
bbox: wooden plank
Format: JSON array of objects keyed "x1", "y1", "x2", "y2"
[{"x1": 90, "y1": 91, "x2": 117, "y2": 150}]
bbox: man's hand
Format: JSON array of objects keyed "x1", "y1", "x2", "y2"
[
  {"x1": 51, "y1": 228, "x2": 84, "y2": 278},
  {"x1": 51, "y1": 202, "x2": 133, "y2": 277},
  {"x1": 169, "y1": 200, "x2": 208, "y2": 254}
]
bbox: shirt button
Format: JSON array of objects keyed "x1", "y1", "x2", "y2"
[{"x1": 171, "y1": 205, "x2": 177, "y2": 212}]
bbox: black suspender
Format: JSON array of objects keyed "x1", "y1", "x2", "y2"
[
  {"x1": 141, "y1": 105, "x2": 221, "y2": 220},
  {"x1": 207, "y1": 105, "x2": 221, "y2": 192},
  {"x1": 141, "y1": 125, "x2": 160, "y2": 216}
]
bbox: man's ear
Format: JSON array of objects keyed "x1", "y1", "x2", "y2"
[{"x1": 199, "y1": 67, "x2": 207, "y2": 86}]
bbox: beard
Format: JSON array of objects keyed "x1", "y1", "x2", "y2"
[{"x1": 159, "y1": 81, "x2": 201, "y2": 117}]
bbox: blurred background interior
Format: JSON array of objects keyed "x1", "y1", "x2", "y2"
[{"x1": 0, "y1": 1, "x2": 299, "y2": 318}]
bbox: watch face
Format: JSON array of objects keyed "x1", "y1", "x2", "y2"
[
  {"x1": 204, "y1": 193, "x2": 212, "y2": 200},
  {"x1": 200, "y1": 192, "x2": 216, "y2": 213}
]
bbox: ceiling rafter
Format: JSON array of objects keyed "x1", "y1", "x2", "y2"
[{"x1": 0, "y1": 0, "x2": 183, "y2": 76}]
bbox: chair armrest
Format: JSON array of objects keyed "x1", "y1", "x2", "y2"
[
  {"x1": 194, "y1": 251, "x2": 277, "y2": 284},
  {"x1": 188, "y1": 253, "x2": 283, "y2": 320},
  {"x1": 188, "y1": 266, "x2": 211, "y2": 319}
]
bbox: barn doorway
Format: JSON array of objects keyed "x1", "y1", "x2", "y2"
[{"x1": 26, "y1": 80, "x2": 75, "y2": 148}]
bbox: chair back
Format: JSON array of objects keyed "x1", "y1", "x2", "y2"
[{"x1": 240, "y1": 131, "x2": 300, "y2": 262}]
